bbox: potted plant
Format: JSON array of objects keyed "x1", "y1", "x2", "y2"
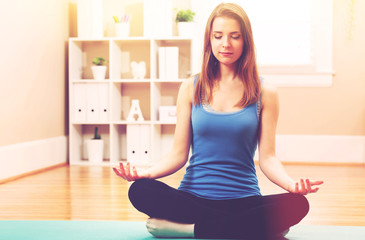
[
  {"x1": 87, "y1": 127, "x2": 104, "y2": 163},
  {"x1": 175, "y1": 9, "x2": 195, "y2": 37},
  {"x1": 91, "y1": 57, "x2": 107, "y2": 80}
]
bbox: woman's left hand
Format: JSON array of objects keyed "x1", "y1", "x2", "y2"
[
  {"x1": 289, "y1": 179, "x2": 324, "y2": 195},
  {"x1": 113, "y1": 162, "x2": 151, "y2": 182}
]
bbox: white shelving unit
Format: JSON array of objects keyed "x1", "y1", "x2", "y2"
[{"x1": 68, "y1": 37, "x2": 193, "y2": 166}]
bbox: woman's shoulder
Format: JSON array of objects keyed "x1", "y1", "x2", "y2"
[
  {"x1": 182, "y1": 75, "x2": 195, "y2": 88},
  {"x1": 261, "y1": 82, "x2": 279, "y2": 107},
  {"x1": 178, "y1": 76, "x2": 195, "y2": 104},
  {"x1": 182, "y1": 75, "x2": 196, "y2": 92},
  {"x1": 262, "y1": 82, "x2": 278, "y2": 97}
]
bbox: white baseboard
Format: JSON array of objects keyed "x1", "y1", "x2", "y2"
[
  {"x1": 0, "y1": 136, "x2": 68, "y2": 181},
  {"x1": 274, "y1": 135, "x2": 365, "y2": 164},
  {"x1": 0, "y1": 135, "x2": 363, "y2": 181}
]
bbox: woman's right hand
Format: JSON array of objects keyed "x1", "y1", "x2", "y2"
[{"x1": 113, "y1": 162, "x2": 151, "y2": 182}]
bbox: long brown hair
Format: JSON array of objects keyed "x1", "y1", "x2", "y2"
[{"x1": 194, "y1": 3, "x2": 261, "y2": 107}]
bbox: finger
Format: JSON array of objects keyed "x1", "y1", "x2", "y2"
[
  {"x1": 125, "y1": 162, "x2": 131, "y2": 177},
  {"x1": 112, "y1": 167, "x2": 121, "y2": 176},
  {"x1": 132, "y1": 166, "x2": 139, "y2": 180},
  {"x1": 306, "y1": 179, "x2": 312, "y2": 192},
  {"x1": 311, "y1": 187, "x2": 319, "y2": 193},
  {"x1": 113, "y1": 167, "x2": 127, "y2": 180},
  {"x1": 300, "y1": 179, "x2": 307, "y2": 194},
  {"x1": 295, "y1": 182, "x2": 299, "y2": 193},
  {"x1": 119, "y1": 162, "x2": 132, "y2": 181},
  {"x1": 311, "y1": 180, "x2": 324, "y2": 186},
  {"x1": 119, "y1": 162, "x2": 126, "y2": 175},
  {"x1": 125, "y1": 162, "x2": 133, "y2": 181}
]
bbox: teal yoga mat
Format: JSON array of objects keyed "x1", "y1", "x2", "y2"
[{"x1": 0, "y1": 220, "x2": 364, "y2": 240}]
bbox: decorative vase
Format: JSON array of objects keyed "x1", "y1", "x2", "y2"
[
  {"x1": 87, "y1": 139, "x2": 104, "y2": 163},
  {"x1": 91, "y1": 65, "x2": 107, "y2": 80},
  {"x1": 177, "y1": 22, "x2": 194, "y2": 37}
]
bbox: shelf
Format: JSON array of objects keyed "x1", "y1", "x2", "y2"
[
  {"x1": 112, "y1": 121, "x2": 152, "y2": 125},
  {"x1": 71, "y1": 79, "x2": 187, "y2": 83},
  {"x1": 71, "y1": 79, "x2": 110, "y2": 83},
  {"x1": 69, "y1": 40, "x2": 110, "y2": 80},
  {"x1": 69, "y1": 37, "x2": 192, "y2": 165},
  {"x1": 69, "y1": 37, "x2": 108, "y2": 41},
  {"x1": 154, "y1": 36, "x2": 193, "y2": 41},
  {"x1": 152, "y1": 121, "x2": 177, "y2": 125},
  {"x1": 70, "y1": 121, "x2": 176, "y2": 125},
  {"x1": 111, "y1": 79, "x2": 151, "y2": 83},
  {"x1": 111, "y1": 39, "x2": 151, "y2": 79},
  {"x1": 71, "y1": 122, "x2": 110, "y2": 125},
  {"x1": 69, "y1": 36, "x2": 192, "y2": 41},
  {"x1": 152, "y1": 79, "x2": 185, "y2": 83}
]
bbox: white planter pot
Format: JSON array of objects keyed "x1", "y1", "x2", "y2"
[
  {"x1": 91, "y1": 66, "x2": 107, "y2": 80},
  {"x1": 177, "y1": 22, "x2": 194, "y2": 37},
  {"x1": 87, "y1": 139, "x2": 104, "y2": 163}
]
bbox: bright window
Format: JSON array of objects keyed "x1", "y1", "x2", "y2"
[
  {"x1": 191, "y1": 0, "x2": 333, "y2": 87},
  {"x1": 247, "y1": 0, "x2": 311, "y2": 66}
]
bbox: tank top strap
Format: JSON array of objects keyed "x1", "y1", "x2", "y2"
[
  {"x1": 192, "y1": 75, "x2": 199, "y2": 105},
  {"x1": 257, "y1": 76, "x2": 264, "y2": 119}
]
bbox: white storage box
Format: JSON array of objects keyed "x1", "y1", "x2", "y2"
[{"x1": 159, "y1": 106, "x2": 177, "y2": 122}]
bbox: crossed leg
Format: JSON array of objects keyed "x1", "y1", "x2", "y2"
[{"x1": 128, "y1": 178, "x2": 309, "y2": 239}]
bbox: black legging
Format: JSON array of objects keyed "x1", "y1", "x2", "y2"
[{"x1": 128, "y1": 178, "x2": 309, "y2": 240}]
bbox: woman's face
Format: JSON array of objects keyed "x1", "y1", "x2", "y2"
[{"x1": 210, "y1": 17, "x2": 244, "y2": 67}]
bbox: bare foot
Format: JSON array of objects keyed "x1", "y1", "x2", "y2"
[{"x1": 146, "y1": 218, "x2": 194, "y2": 238}]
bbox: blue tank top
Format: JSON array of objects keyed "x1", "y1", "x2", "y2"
[{"x1": 178, "y1": 79, "x2": 261, "y2": 200}]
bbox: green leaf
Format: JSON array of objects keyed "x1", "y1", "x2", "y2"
[{"x1": 176, "y1": 9, "x2": 195, "y2": 22}]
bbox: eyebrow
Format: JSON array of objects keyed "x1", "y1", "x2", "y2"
[{"x1": 212, "y1": 31, "x2": 241, "y2": 34}]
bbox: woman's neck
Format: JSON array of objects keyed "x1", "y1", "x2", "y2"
[{"x1": 217, "y1": 63, "x2": 237, "y2": 83}]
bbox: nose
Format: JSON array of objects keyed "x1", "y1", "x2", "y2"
[{"x1": 222, "y1": 36, "x2": 231, "y2": 48}]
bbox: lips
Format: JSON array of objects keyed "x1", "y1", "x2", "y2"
[{"x1": 220, "y1": 52, "x2": 233, "y2": 57}]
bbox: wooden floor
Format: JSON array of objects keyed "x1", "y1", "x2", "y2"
[{"x1": 0, "y1": 164, "x2": 364, "y2": 226}]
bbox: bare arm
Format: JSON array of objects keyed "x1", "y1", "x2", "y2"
[
  {"x1": 145, "y1": 77, "x2": 193, "y2": 179},
  {"x1": 114, "y1": 78, "x2": 194, "y2": 181},
  {"x1": 258, "y1": 84, "x2": 323, "y2": 194}
]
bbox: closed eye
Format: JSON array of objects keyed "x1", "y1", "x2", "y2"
[
  {"x1": 213, "y1": 34, "x2": 222, "y2": 39},
  {"x1": 212, "y1": 33, "x2": 241, "y2": 40}
]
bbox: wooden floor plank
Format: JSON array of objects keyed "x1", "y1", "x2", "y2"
[{"x1": 0, "y1": 164, "x2": 364, "y2": 226}]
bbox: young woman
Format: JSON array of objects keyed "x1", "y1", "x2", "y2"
[{"x1": 113, "y1": 3, "x2": 323, "y2": 239}]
